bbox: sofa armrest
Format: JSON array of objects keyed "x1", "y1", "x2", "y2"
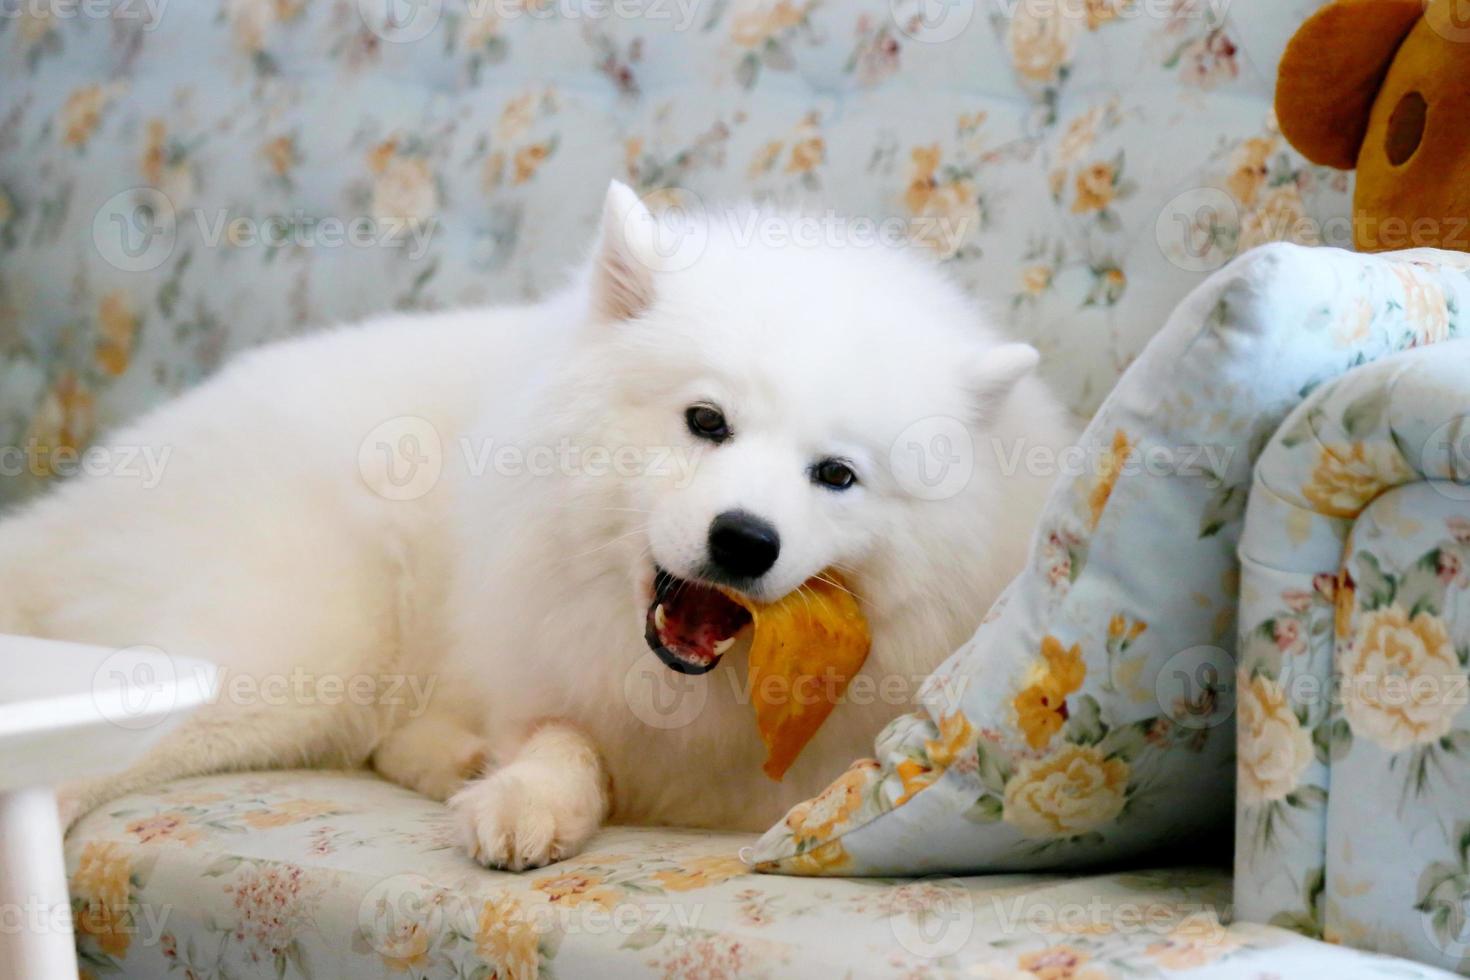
[{"x1": 1235, "y1": 341, "x2": 1470, "y2": 974}]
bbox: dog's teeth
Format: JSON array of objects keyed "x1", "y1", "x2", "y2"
[
  {"x1": 654, "y1": 604, "x2": 667, "y2": 632},
  {"x1": 712, "y1": 636, "x2": 735, "y2": 655}
]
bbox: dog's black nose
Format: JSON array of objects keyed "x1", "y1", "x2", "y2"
[{"x1": 708, "y1": 511, "x2": 780, "y2": 579}]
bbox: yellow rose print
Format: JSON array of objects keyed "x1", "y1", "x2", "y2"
[
  {"x1": 1302, "y1": 443, "x2": 1412, "y2": 519},
  {"x1": 474, "y1": 892, "x2": 541, "y2": 979},
  {"x1": 1236, "y1": 673, "x2": 1312, "y2": 805},
  {"x1": 1014, "y1": 636, "x2": 1086, "y2": 750},
  {"x1": 1071, "y1": 161, "x2": 1116, "y2": 214},
  {"x1": 1343, "y1": 606, "x2": 1467, "y2": 751},
  {"x1": 783, "y1": 757, "x2": 878, "y2": 842},
  {"x1": 1003, "y1": 744, "x2": 1128, "y2": 838},
  {"x1": 531, "y1": 871, "x2": 619, "y2": 909},
  {"x1": 652, "y1": 855, "x2": 749, "y2": 892}
]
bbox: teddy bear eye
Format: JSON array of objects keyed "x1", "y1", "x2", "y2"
[{"x1": 1386, "y1": 91, "x2": 1427, "y2": 166}]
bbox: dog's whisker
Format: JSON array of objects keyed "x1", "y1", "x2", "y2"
[
  {"x1": 813, "y1": 573, "x2": 866, "y2": 606},
  {"x1": 550, "y1": 525, "x2": 652, "y2": 566}
]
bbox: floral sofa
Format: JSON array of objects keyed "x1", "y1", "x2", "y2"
[{"x1": 6, "y1": 0, "x2": 1470, "y2": 978}]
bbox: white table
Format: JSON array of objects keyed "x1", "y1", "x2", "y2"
[{"x1": 0, "y1": 635, "x2": 216, "y2": 979}]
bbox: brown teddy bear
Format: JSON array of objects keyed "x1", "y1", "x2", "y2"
[{"x1": 1276, "y1": 0, "x2": 1470, "y2": 252}]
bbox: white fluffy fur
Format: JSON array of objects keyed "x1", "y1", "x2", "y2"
[{"x1": 0, "y1": 183, "x2": 1073, "y2": 869}]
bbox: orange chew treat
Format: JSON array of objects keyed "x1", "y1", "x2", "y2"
[{"x1": 727, "y1": 573, "x2": 872, "y2": 780}]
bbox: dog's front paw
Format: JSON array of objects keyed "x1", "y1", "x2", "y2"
[{"x1": 449, "y1": 761, "x2": 603, "y2": 870}]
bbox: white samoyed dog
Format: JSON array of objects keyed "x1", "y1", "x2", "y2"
[{"x1": 0, "y1": 182, "x2": 1073, "y2": 869}]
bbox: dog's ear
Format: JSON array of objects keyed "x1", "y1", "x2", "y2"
[
  {"x1": 593, "y1": 180, "x2": 660, "y2": 322},
  {"x1": 1276, "y1": 0, "x2": 1423, "y2": 170},
  {"x1": 969, "y1": 343, "x2": 1039, "y2": 415}
]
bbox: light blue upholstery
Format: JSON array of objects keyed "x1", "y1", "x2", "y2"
[
  {"x1": 64, "y1": 770, "x2": 1460, "y2": 979},
  {"x1": 1236, "y1": 342, "x2": 1470, "y2": 973}
]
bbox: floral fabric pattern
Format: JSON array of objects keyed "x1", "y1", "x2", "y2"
[
  {"x1": 1235, "y1": 341, "x2": 1470, "y2": 975},
  {"x1": 64, "y1": 770, "x2": 1458, "y2": 979},
  {"x1": 752, "y1": 247, "x2": 1470, "y2": 878},
  {"x1": 0, "y1": 0, "x2": 1342, "y2": 504}
]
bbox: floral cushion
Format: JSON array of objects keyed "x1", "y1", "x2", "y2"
[
  {"x1": 64, "y1": 770, "x2": 1456, "y2": 979},
  {"x1": 0, "y1": 0, "x2": 1342, "y2": 506},
  {"x1": 751, "y1": 246, "x2": 1470, "y2": 876},
  {"x1": 1235, "y1": 341, "x2": 1470, "y2": 973}
]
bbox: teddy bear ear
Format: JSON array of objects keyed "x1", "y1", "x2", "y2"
[{"x1": 1276, "y1": 0, "x2": 1425, "y2": 170}]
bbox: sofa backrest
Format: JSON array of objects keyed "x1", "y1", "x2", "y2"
[{"x1": 0, "y1": 0, "x2": 1341, "y2": 504}]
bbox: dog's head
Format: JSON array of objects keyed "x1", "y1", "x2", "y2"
[{"x1": 571, "y1": 182, "x2": 1046, "y2": 675}]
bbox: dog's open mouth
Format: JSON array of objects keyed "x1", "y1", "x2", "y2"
[{"x1": 644, "y1": 567, "x2": 753, "y2": 674}]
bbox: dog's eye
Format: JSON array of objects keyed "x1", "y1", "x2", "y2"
[
  {"x1": 812, "y1": 458, "x2": 857, "y2": 491},
  {"x1": 685, "y1": 404, "x2": 730, "y2": 443}
]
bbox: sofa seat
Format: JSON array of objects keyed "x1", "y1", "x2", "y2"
[{"x1": 64, "y1": 770, "x2": 1453, "y2": 979}]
